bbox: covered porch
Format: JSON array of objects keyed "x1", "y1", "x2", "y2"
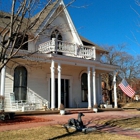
[{"x1": 0, "y1": 46, "x2": 118, "y2": 112}]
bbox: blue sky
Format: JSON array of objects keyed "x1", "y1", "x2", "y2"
[
  {"x1": 64, "y1": 0, "x2": 140, "y2": 56},
  {"x1": 1, "y1": 0, "x2": 140, "y2": 56}
]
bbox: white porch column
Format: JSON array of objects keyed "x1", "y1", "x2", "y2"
[
  {"x1": 93, "y1": 47, "x2": 96, "y2": 60},
  {"x1": 92, "y1": 67, "x2": 97, "y2": 107},
  {"x1": 1, "y1": 66, "x2": 6, "y2": 96},
  {"x1": 87, "y1": 67, "x2": 92, "y2": 109},
  {"x1": 113, "y1": 72, "x2": 118, "y2": 108},
  {"x1": 98, "y1": 74, "x2": 102, "y2": 104},
  {"x1": 57, "y1": 63, "x2": 61, "y2": 109},
  {"x1": 50, "y1": 60, "x2": 55, "y2": 110}
]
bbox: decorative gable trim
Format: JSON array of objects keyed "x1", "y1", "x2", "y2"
[
  {"x1": 36, "y1": 0, "x2": 83, "y2": 46},
  {"x1": 61, "y1": 0, "x2": 83, "y2": 45},
  {"x1": 35, "y1": 0, "x2": 61, "y2": 36}
]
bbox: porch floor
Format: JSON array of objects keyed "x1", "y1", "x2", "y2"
[{"x1": 12, "y1": 108, "x2": 123, "y2": 116}]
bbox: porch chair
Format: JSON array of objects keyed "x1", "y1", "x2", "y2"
[
  {"x1": 74, "y1": 98, "x2": 79, "y2": 108},
  {"x1": 9, "y1": 92, "x2": 26, "y2": 111}
]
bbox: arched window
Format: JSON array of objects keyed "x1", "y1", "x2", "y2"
[
  {"x1": 50, "y1": 29, "x2": 63, "y2": 41},
  {"x1": 13, "y1": 66, "x2": 27, "y2": 101},
  {"x1": 81, "y1": 73, "x2": 88, "y2": 102},
  {"x1": 51, "y1": 29, "x2": 63, "y2": 55}
]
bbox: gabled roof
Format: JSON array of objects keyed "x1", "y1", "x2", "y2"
[
  {"x1": 31, "y1": 0, "x2": 59, "y2": 34},
  {"x1": 0, "y1": 0, "x2": 108, "y2": 53},
  {"x1": 80, "y1": 35, "x2": 108, "y2": 53},
  {"x1": 0, "y1": 1, "x2": 59, "y2": 34},
  {"x1": 34, "y1": 0, "x2": 82, "y2": 45}
]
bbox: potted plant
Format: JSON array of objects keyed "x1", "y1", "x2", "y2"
[{"x1": 59, "y1": 103, "x2": 65, "y2": 115}]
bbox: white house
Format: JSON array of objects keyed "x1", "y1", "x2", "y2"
[{"x1": 0, "y1": 0, "x2": 119, "y2": 112}]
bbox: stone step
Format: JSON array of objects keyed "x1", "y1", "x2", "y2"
[{"x1": 65, "y1": 108, "x2": 94, "y2": 114}]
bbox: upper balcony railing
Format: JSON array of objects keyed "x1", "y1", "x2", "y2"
[{"x1": 38, "y1": 38, "x2": 96, "y2": 60}]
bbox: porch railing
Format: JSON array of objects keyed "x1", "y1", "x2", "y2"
[
  {"x1": 9, "y1": 89, "x2": 50, "y2": 112},
  {"x1": 27, "y1": 88, "x2": 50, "y2": 109},
  {"x1": 38, "y1": 38, "x2": 96, "y2": 60}
]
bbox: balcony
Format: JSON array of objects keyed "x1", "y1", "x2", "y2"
[{"x1": 38, "y1": 38, "x2": 96, "y2": 60}]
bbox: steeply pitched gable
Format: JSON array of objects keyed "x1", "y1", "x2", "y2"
[
  {"x1": 31, "y1": 0, "x2": 59, "y2": 34},
  {"x1": 34, "y1": 0, "x2": 83, "y2": 45}
]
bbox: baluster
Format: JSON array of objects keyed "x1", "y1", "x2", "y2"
[
  {"x1": 61, "y1": 42, "x2": 63, "y2": 51},
  {"x1": 74, "y1": 44, "x2": 76, "y2": 55},
  {"x1": 58, "y1": 42, "x2": 60, "y2": 50},
  {"x1": 93, "y1": 47, "x2": 96, "y2": 60}
]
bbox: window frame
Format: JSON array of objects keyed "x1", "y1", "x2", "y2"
[
  {"x1": 13, "y1": 66, "x2": 27, "y2": 101},
  {"x1": 81, "y1": 73, "x2": 88, "y2": 102}
]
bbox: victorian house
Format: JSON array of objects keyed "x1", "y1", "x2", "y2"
[{"x1": 0, "y1": 0, "x2": 119, "y2": 112}]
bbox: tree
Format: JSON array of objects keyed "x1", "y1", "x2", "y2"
[
  {"x1": 101, "y1": 45, "x2": 140, "y2": 103},
  {"x1": 0, "y1": 0, "x2": 75, "y2": 71}
]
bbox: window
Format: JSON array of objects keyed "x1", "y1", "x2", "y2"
[
  {"x1": 15, "y1": 34, "x2": 28, "y2": 50},
  {"x1": 81, "y1": 73, "x2": 88, "y2": 102},
  {"x1": 51, "y1": 29, "x2": 63, "y2": 55},
  {"x1": 50, "y1": 29, "x2": 63, "y2": 41},
  {"x1": 13, "y1": 66, "x2": 27, "y2": 101}
]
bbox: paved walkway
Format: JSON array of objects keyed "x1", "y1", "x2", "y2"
[{"x1": 0, "y1": 110, "x2": 140, "y2": 139}]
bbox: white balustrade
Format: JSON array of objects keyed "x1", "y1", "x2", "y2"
[
  {"x1": 39, "y1": 40, "x2": 54, "y2": 53},
  {"x1": 38, "y1": 39, "x2": 96, "y2": 60}
]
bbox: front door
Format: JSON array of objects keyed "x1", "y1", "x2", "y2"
[{"x1": 50, "y1": 78, "x2": 69, "y2": 108}]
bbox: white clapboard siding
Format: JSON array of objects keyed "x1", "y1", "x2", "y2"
[{"x1": 4, "y1": 73, "x2": 14, "y2": 111}]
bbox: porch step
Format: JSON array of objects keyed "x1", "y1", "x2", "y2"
[
  {"x1": 65, "y1": 108, "x2": 94, "y2": 114},
  {"x1": 98, "y1": 108, "x2": 123, "y2": 112}
]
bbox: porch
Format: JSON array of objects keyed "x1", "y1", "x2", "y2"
[
  {"x1": 38, "y1": 38, "x2": 96, "y2": 60},
  {"x1": 2, "y1": 107, "x2": 123, "y2": 117}
]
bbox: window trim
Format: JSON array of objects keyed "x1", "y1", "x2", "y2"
[
  {"x1": 81, "y1": 73, "x2": 88, "y2": 102},
  {"x1": 13, "y1": 66, "x2": 27, "y2": 101}
]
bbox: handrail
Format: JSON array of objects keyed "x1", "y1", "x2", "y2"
[
  {"x1": 38, "y1": 39, "x2": 96, "y2": 60},
  {"x1": 27, "y1": 88, "x2": 49, "y2": 108}
]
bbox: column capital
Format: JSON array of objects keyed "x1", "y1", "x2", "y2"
[
  {"x1": 92, "y1": 67, "x2": 96, "y2": 72},
  {"x1": 113, "y1": 73, "x2": 116, "y2": 83},
  {"x1": 92, "y1": 69, "x2": 96, "y2": 77},
  {"x1": 50, "y1": 67, "x2": 55, "y2": 72},
  {"x1": 57, "y1": 63, "x2": 61, "y2": 71}
]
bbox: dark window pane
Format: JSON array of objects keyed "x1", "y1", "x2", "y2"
[
  {"x1": 14, "y1": 66, "x2": 27, "y2": 101},
  {"x1": 15, "y1": 34, "x2": 28, "y2": 50},
  {"x1": 81, "y1": 73, "x2": 88, "y2": 102}
]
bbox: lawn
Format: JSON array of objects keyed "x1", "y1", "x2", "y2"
[
  {"x1": 0, "y1": 118, "x2": 140, "y2": 140},
  {"x1": 1, "y1": 103, "x2": 140, "y2": 140},
  {"x1": 0, "y1": 125, "x2": 138, "y2": 140}
]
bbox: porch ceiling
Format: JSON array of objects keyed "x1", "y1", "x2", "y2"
[
  {"x1": 12, "y1": 50, "x2": 119, "y2": 73},
  {"x1": 51, "y1": 54, "x2": 119, "y2": 72}
]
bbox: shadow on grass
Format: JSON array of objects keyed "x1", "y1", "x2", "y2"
[
  {"x1": 48, "y1": 129, "x2": 78, "y2": 140},
  {"x1": 49, "y1": 115, "x2": 140, "y2": 139},
  {"x1": 48, "y1": 125, "x2": 101, "y2": 140},
  {"x1": 95, "y1": 121, "x2": 140, "y2": 139}
]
